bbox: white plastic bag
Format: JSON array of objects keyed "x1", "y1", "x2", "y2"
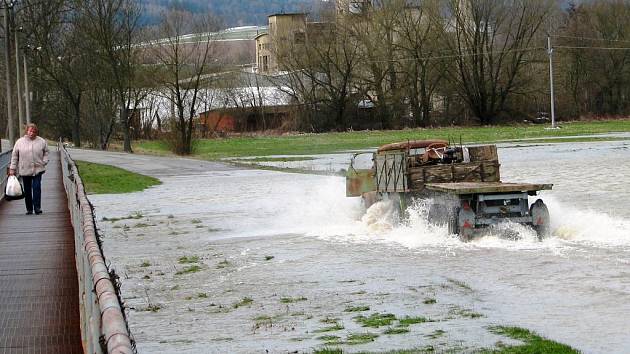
[{"x1": 5, "y1": 175, "x2": 24, "y2": 200}]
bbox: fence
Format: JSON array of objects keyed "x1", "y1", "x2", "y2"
[
  {"x1": 0, "y1": 150, "x2": 12, "y2": 199},
  {"x1": 60, "y1": 143, "x2": 134, "y2": 354}
]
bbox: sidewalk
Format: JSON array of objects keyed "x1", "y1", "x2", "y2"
[{"x1": 0, "y1": 151, "x2": 83, "y2": 354}]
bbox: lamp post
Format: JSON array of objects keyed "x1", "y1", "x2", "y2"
[
  {"x1": 14, "y1": 23, "x2": 24, "y2": 130},
  {"x1": 2, "y1": 0, "x2": 15, "y2": 146}
]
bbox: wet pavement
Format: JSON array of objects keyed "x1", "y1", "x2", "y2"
[{"x1": 69, "y1": 140, "x2": 630, "y2": 354}]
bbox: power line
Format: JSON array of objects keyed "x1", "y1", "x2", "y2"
[
  {"x1": 366, "y1": 47, "x2": 544, "y2": 64},
  {"x1": 552, "y1": 34, "x2": 630, "y2": 45},
  {"x1": 555, "y1": 45, "x2": 630, "y2": 51}
]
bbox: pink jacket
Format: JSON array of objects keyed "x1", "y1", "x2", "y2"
[{"x1": 10, "y1": 136, "x2": 49, "y2": 176}]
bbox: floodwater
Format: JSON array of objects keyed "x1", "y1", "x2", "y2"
[{"x1": 69, "y1": 140, "x2": 630, "y2": 354}]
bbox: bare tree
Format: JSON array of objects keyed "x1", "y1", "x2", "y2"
[
  {"x1": 21, "y1": 0, "x2": 90, "y2": 146},
  {"x1": 149, "y1": 6, "x2": 221, "y2": 154},
  {"x1": 78, "y1": 0, "x2": 142, "y2": 152},
  {"x1": 394, "y1": 0, "x2": 448, "y2": 127},
  {"x1": 445, "y1": 0, "x2": 555, "y2": 124},
  {"x1": 278, "y1": 17, "x2": 362, "y2": 131}
]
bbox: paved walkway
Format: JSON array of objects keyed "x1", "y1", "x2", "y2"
[{"x1": 0, "y1": 151, "x2": 82, "y2": 354}]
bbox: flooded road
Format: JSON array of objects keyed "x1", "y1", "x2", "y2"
[{"x1": 68, "y1": 140, "x2": 630, "y2": 354}]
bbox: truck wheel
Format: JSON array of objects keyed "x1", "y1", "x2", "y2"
[{"x1": 530, "y1": 199, "x2": 550, "y2": 240}]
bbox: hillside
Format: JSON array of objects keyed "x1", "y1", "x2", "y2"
[{"x1": 139, "y1": 0, "x2": 330, "y2": 27}]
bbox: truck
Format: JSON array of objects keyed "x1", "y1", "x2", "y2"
[{"x1": 346, "y1": 140, "x2": 552, "y2": 241}]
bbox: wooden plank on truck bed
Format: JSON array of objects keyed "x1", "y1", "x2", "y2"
[{"x1": 424, "y1": 182, "x2": 553, "y2": 194}]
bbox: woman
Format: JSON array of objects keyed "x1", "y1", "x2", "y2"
[{"x1": 9, "y1": 123, "x2": 49, "y2": 215}]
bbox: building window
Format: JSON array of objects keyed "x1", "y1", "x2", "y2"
[{"x1": 263, "y1": 56, "x2": 269, "y2": 72}]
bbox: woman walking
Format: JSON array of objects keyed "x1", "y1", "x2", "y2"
[{"x1": 9, "y1": 123, "x2": 49, "y2": 214}]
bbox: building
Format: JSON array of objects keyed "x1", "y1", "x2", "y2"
[{"x1": 256, "y1": 13, "x2": 307, "y2": 74}]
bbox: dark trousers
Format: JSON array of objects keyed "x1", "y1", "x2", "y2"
[{"x1": 22, "y1": 173, "x2": 43, "y2": 212}]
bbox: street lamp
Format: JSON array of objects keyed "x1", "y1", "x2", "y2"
[{"x1": 1, "y1": 0, "x2": 16, "y2": 146}]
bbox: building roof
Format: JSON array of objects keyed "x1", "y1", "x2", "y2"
[{"x1": 268, "y1": 13, "x2": 307, "y2": 18}]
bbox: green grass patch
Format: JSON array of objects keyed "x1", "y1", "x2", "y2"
[
  {"x1": 75, "y1": 160, "x2": 161, "y2": 194},
  {"x1": 175, "y1": 265, "x2": 202, "y2": 275},
  {"x1": 345, "y1": 332, "x2": 379, "y2": 345},
  {"x1": 140, "y1": 261, "x2": 151, "y2": 267},
  {"x1": 317, "y1": 334, "x2": 342, "y2": 342},
  {"x1": 488, "y1": 326, "x2": 579, "y2": 353},
  {"x1": 280, "y1": 296, "x2": 307, "y2": 303},
  {"x1": 264, "y1": 255, "x2": 275, "y2": 261},
  {"x1": 233, "y1": 297, "x2": 253, "y2": 308},
  {"x1": 384, "y1": 327, "x2": 410, "y2": 335},
  {"x1": 217, "y1": 260, "x2": 230, "y2": 268},
  {"x1": 398, "y1": 316, "x2": 432, "y2": 326},
  {"x1": 344, "y1": 305, "x2": 370, "y2": 312},
  {"x1": 178, "y1": 256, "x2": 199, "y2": 264},
  {"x1": 314, "y1": 323, "x2": 345, "y2": 333},
  {"x1": 354, "y1": 313, "x2": 397, "y2": 328},
  {"x1": 423, "y1": 298, "x2": 437, "y2": 304},
  {"x1": 136, "y1": 120, "x2": 630, "y2": 159},
  {"x1": 313, "y1": 348, "x2": 343, "y2": 354}
]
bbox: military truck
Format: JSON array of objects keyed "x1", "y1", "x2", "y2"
[{"x1": 346, "y1": 140, "x2": 552, "y2": 241}]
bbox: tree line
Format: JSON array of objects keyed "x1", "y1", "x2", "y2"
[
  {"x1": 2, "y1": 0, "x2": 630, "y2": 155},
  {"x1": 276, "y1": 0, "x2": 630, "y2": 131}
]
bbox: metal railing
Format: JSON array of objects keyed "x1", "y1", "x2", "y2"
[
  {"x1": 0, "y1": 150, "x2": 12, "y2": 199},
  {"x1": 59, "y1": 142, "x2": 134, "y2": 354}
]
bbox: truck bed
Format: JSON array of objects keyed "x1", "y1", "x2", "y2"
[{"x1": 424, "y1": 182, "x2": 553, "y2": 195}]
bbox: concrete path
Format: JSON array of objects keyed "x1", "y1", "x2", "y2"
[
  {"x1": 0, "y1": 152, "x2": 83, "y2": 354},
  {"x1": 67, "y1": 148, "x2": 237, "y2": 177}
]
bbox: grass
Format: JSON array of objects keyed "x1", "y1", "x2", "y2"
[
  {"x1": 75, "y1": 160, "x2": 161, "y2": 194},
  {"x1": 354, "y1": 313, "x2": 397, "y2": 328},
  {"x1": 140, "y1": 261, "x2": 151, "y2": 267},
  {"x1": 313, "y1": 348, "x2": 343, "y2": 354},
  {"x1": 398, "y1": 316, "x2": 432, "y2": 326},
  {"x1": 345, "y1": 332, "x2": 379, "y2": 345},
  {"x1": 314, "y1": 323, "x2": 345, "y2": 333},
  {"x1": 175, "y1": 265, "x2": 202, "y2": 275},
  {"x1": 488, "y1": 326, "x2": 579, "y2": 353},
  {"x1": 384, "y1": 327, "x2": 410, "y2": 335},
  {"x1": 344, "y1": 305, "x2": 370, "y2": 312},
  {"x1": 280, "y1": 296, "x2": 307, "y2": 303},
  {"x1": 233, "y1": 297, "x2": 254, "y2": 309},
  {"x1": 423, "y1": 298, "x2": 437, "y2": 304},
  {"x1": 177, "y1": 256, "x2": 199, "y2": 264},
  {"x1": 135, "y1": 119, "x2": 630, "y2": 159}
]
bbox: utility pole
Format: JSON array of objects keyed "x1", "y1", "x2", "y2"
[
  {"x1": 3, "y1": 2, "x2": 14, "y2": 146},
  {"x1": 23, "y1": 54, "x2": 29, "y2": 123},
  {"x1": 547, "y1": 36, "x2": 558, "y2": 129},
  {"x1": 14, "y1": 21, "x2": 23, "y2": 131}
]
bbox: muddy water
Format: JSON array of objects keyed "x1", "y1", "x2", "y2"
[{"x1": 71, "y1": 140, "x2": 630, "y2": 354}]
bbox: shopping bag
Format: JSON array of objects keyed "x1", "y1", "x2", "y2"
[{"x1": 4, "y1": 175, "x2": 25, "y2": 201}]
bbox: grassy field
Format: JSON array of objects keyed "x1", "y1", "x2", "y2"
[
  {"x1": 75, "y1": 160, "x2": 161, "y2": 194},
  {"x1": 136, "y1": 120, "x2": 630, "y2": 159}
]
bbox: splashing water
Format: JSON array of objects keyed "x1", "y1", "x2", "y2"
[{"x1": 295, "y1": 177, "x2": 630, "y2": 251}]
